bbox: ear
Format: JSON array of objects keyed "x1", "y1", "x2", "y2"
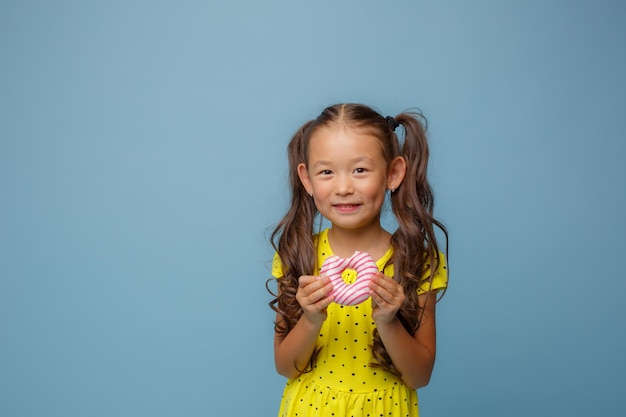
[
  {"x1": 387, "y1": 156, "x2": 406, "y2": 191},
  {"x1": 297, "y1": 163, "x2": 313, "y2": 195}
]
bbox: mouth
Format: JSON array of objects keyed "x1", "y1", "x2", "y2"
[{"x1": 333, "y1": 203, "x2": 361, "y2": 212}]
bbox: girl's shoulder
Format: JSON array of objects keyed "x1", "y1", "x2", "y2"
[
  {"x1": 271, "y1": 229, "x2": 331, "y2": 278},
  {"x1": 382, "y1": 250, "x2": 448, "y2": 295},
  {"x1": 417, "y1": 252, "x2": 448, "y2": 295}
]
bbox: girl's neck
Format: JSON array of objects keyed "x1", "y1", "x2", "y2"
[{"x1": 327, "y1": 225, "x2": 391, "y2": 260}]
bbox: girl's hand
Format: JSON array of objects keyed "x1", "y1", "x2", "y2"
[
  {"x1": 296, "y1": 275, "x2": 334, "y2": 325},
  {"x1": 369, "y1": 272, "x2": 405, "y2": 325}
]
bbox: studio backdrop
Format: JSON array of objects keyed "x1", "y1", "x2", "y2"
[{"x1": 1, "y1": 1, "x2": 625, "y2": 416}]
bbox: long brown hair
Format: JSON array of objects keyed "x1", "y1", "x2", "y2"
[{"x1": 267, "y1": 103, "x2": 448, "y2": 375}]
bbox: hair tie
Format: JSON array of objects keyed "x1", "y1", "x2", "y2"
[{"x1": 385, "y1": 116, "x2": 400, "y2": 131}]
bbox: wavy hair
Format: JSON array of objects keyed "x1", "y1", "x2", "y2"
[{"x1": 267, "y1": 103, "x2": 448, "y2": 375}]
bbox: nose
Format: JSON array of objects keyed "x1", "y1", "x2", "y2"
[{"x1": 334, "y1": 174, "x2": 354, "y2": 195}]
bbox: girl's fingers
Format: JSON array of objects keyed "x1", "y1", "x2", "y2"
[
  {"x1": 299, "y1": 275, "x2": 331, "y2": 290},
  {"x1": 297, "y1": 275, "x2": 318, "y2": 288},
  {"x1": 371, "y1": 273, "x2": 398, "y2": 291},
  {"x1": 297, "y1": 275, "x2": 334, "y2": 307},
  {"x1": 308, "y1": 284, "x2": 334, "y2": 305},
  {"x1": 370, "y1": 274, "x2": 404, "y2": 306},
  {"x1": 370, "y1": 274, "x2": 396, "y2": 296}
]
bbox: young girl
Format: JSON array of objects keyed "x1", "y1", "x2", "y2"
[{"x1": 268, "y1": 103, "x2": 448, "y2": 417}]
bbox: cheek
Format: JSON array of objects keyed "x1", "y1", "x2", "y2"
[
  {"x1": 312, "y1": 181, "x2": 332, "y2": 196},
  {"x1": 365, "y1": 183, "x2": 387, "y2": 200}
]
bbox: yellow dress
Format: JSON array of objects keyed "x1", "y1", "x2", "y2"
[{"x1": 271, "y1": 229, "x2": 447, "y2": 417}]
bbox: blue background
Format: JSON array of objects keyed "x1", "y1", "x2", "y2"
[{"x1": 1, "y1": 1, "x2": 625, "y2": 416}]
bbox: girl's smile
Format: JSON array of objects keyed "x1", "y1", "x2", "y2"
[{"x1": 333, "y1": 203, "x2": 361, "y2": 214}]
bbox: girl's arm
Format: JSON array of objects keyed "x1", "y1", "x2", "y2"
[
  {"x1": 369, "y1": 274, "x2": 438, "y2": 389},
  {"x1": 274, "y1": 275, "x2": 334, "y2": 379}
]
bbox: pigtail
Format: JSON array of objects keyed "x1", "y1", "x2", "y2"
[
  {"x1": 395, "y1": 111, "x2": 447, "y2": 300},
  {"x1": 393, "y1": 111, "x2": 442, "y2": 285},
  {"x1": 370, "y1": 111, "x2": 448, "y2": 376},
  {"x1": 268, "y1": 121, "x2": 318, "y2": 338}
]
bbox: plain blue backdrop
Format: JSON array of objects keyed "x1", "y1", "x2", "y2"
[{"x1": 1, "y1": 1, "x2": 625, "y2": 416}]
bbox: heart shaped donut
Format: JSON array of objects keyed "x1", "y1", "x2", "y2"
[{"x1": 320, "y1": 251, "x2": 378, "y2": 306}]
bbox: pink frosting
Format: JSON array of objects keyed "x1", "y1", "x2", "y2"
[{"x1": 320, "y1": 251, "x2": 378, "y2": 306}]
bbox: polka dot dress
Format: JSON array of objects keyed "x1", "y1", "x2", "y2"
[{"x1": 271, "y1": 228, "x2": 447, "y2": 417}]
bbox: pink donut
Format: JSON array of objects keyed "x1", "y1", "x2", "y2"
[{"x1": 320, "y1": 251, "x2": 378, "y2": 306}]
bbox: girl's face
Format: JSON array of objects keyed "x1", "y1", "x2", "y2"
[{"x1": 298, "y1": 126, "x2": 405, "y2": 233}]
